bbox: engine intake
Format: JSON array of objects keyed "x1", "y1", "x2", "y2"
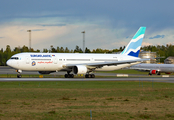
[
  {"x1": 150, "y1": 70, "x2": 157, "y2": 74},
  {"x1": 73, "y1": 65, "x2": 87, "y2": 74}
]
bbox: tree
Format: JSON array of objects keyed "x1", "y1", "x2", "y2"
[
  {"x1": 60, "y1": 47, "x2": 64, "y2": 53},
  {"x1": 50, "y1": 45, "x2": 56, "y2": 53},
  {"x1": 119, "y1": 46, "x2": 123, "y2": 51},
  {"x1": 57, "y1": 47, "x2": 60, "y2": 53},
  {"x1": 43, "y1": 48, "x2": 48, "y2": 53},
  {"x1": 14, "y1": 47, "x2": 21, "y2": 53},
  {"x1": 21, "y1": 45, "x2": 29, "y2": 52},
  {"x1": 4, "y1": 45, "x2": 12, "y2": 65},
  {"x1": 85, "y1": 47, "x2": 91, "y2": 53},
  {"x1": 74, "y1": 45, "x2": 83, "y2": 53},
  {"x1": 65, "y1": 47, "x2": 70, "y2": 53}
]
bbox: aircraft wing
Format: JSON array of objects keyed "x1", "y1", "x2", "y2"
[{"x1": 64, "y1": 58, "x2": 150, "y2": 68}]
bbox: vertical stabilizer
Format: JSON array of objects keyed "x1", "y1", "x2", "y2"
[{"x1": 121, "y1": 27, "x2": 146, "y2": 57}]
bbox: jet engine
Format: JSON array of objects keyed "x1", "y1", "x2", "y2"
[
  {"x1": 73, "y1": 65, "x2": 88, "y2": 74},
  {"x1": 38, "y1": 71, "x2": 55, "y2": 74},
  {"x1": 150, "y1": 70, "x2": 157, "y2": 74}
]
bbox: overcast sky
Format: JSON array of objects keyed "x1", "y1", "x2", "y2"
[{"x1": 0, "y1": 0, "x2": 174, "y2": 51}]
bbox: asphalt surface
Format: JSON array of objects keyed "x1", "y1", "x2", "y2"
[
  {"x1": 0, "y1": 66, "x2": 141, "y2": 76},
  {"x1": 1, "y1": 66, "x2": 174, "y2": 83},
  {"x1": 0, "y1": 77, "x2": 174, "y2": 83},
  {"x1": 1, "y1": 66, "x2": 172, "y2": 77}
]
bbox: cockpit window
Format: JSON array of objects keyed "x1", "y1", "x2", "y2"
[{"x1": 10, "y1": 57, "x2": 19, "y2": 60}]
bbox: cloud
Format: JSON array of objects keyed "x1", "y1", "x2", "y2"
[
  {"x1": 37, "y1": 24, "x2": 66, "y2": 27},
  {"x1": 32, "y1": 29, "x2": 45, "y2": 31},
  {"x1": 142, "y1": 42, "x2": 152, "y2": 46},
  {"x1": 0, "y1": 21, "x2": 131, "y2": 51},
  {"x1": 166, "y1": 42, "x2": 174, "y2": 45},
  {"x1": 1, "y1": 0, "x2": 174, "y2": 51},
  {"x1": 0, "y1": 24, "x2": 71, "y2": 50},
  {"x1": 149, "y1": 35, "x2": 165, "y2": 39}
]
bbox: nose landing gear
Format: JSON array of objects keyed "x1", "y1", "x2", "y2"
[
  {"x1": 17, "y1": 73, "x2": 22, "y2": 78},
  {"x1": 16, "y1": 70, "x2": 22, "y2": 78}
]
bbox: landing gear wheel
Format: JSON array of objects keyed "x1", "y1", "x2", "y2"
[
  {"x1": 91, "y1": 74, "x2": 95, "y2": 78},
  {"x1": 65, "y1": 74, "x2": 68, "y2": 78},
  {"x1": 85, "y1": 74, "x2": 90, "y2": 78},
  {"x1": 17, "y1": 74, "x2": 22, "y2": 78},
  {"x1": 157, "y1": 72, "x2": 161, "y2": 75},
  {"x1": 85, "y1": 74, "x2": 95, "y2": 78},
  {"x1": 64, "y1": 74, "x2": 74, "y2": 78},
  {"x1": 71, "y1": 74, "x2": 74, "y2": 78}
]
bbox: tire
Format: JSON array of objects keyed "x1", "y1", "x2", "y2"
[
  {"x1": 64, "y1": 74, "x2": 68, "y2": 78},
  {"x1": 91, "y1": 74, "x2": 95, "y2": 78},
  {"x1": 157, "y1": 72, "x2": 161, "y2": 75},
  {"x1": 85, "y1": 74, "x2": 89, "y2": 78},
  {"x1": 71, "y1": 74, "x2": 74, "y2": 78},
  {"x1": 17, "y1": 74, "x2": 22, "y2": 78}
]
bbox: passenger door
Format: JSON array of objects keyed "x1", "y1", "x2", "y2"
[
  {"x1": 26, "y1": 56, "x2": 30, "y2": 64},
  {"x1": 53, "y1": 57, "x2": 58, "y2": 64}
]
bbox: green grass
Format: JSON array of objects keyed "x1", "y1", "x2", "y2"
[
  {"x1": 0, "y1": 74, "x2": 64, "y2": 78},
  {"x1": 0, "y1": 81, "x2": 174, "y2": 119}
]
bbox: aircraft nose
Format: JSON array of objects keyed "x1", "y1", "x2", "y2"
[{"x1": 6, "y1": 60, "x2": 11, "y2": 66}]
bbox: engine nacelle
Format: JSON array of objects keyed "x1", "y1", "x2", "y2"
[
  {"x1": 38, "y1": 71, "x2": 55, "y2": 74},
  {"x1": 73, "y1": 65, "x2": 87, "y2": 74},
  {"x1": 150, "y1": 70, "x2": 157, "y2": 74}
]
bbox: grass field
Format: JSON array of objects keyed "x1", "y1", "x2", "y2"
[{"x1": 0, "y1": 81, "x2": 174, "y2": 120}]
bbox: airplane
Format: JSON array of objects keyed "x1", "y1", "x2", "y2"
[
  {"x1": 6, "y1": 27, "x2": 148, "y2": 78},
  {"x1": 129, "y1": 63, "x2": 174, "y2": 75}
]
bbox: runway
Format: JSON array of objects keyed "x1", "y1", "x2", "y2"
[
  {"x1": 1, "y1": 66, "x2": 174, "y2": 83},
  {"x1": 0, "y1": 77, "x2": 174, "y2": 83},
  {"x1": 2, "y1": 66, "x2": 174, "y2": 77}
]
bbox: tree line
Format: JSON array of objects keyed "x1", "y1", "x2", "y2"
[{"x1": 0, "y1": 44, "x2": 173, "y2": 66}]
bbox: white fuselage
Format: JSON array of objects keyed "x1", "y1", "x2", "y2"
[
  {"x1": 7, "y1": 53, "x2": 141, "y2": 72},
  {"x1": 130, "y1": 63, "x2": 174, "y2": 73}
]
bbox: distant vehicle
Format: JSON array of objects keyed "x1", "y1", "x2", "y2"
[
  {"x1": 129, "y1": 63, "x2": 174, "y2": 75},
  {"x1": 6, "y1": 27, "x2": 148, "y2": 78}
]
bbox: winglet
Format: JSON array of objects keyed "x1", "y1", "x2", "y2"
[{"x1": 121, "y1": 27, "x2": 146, "y2": 57}]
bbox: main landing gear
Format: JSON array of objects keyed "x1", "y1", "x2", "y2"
[
  {"x1": 64, "y1": 74, "x2": 74, "y2": 78},
  {"x1": 64, "y1": 71, "x2": 74, "y2": 78},
  {"x1": 85, "y1": 74, "x2": 95, "y2": 78},
  {"x1": 64, "y1": 72, "x2": 95, "y2": 78}
]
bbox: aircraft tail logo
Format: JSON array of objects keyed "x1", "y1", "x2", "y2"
[{"x1": 121, "y1": 27, "x2": 146, "y2": 57}]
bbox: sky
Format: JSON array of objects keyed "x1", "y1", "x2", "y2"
[{"x1": 0, "y1": 0, "x2": 174, "y2": 51}]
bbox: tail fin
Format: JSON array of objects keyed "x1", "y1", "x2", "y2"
[{"x1": 121, "y1": 27, "x2": 146, "y2": 57}]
